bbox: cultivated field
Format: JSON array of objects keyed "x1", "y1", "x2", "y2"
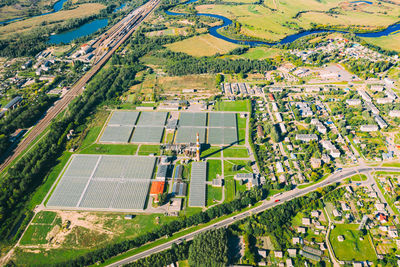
[
  {"x1": 165, "y1": 34, "x2": 240, "y2": 56},
  {"x1": 0, "y1": 3, "x2": 106, "y2": 38},
  {"x1": 0, "y1": 0, "x2": 55, "y2": 22},
  {"x1": 362, "y1": 34, "x2": 400, "y2": 52},
  {"x1": 196, "y1": 0, "x2": 400, "y2": 42}
]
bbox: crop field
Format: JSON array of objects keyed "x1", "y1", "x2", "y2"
[
  {"x1": 165, "y1": 34, "x2": 240, "y2": 56},
  {"x1": 228, "y1": 47, "x2": 285, "y2": 60},
  {"x1": 362, "y1": 34, "x2": 400, "y2": 52},
  {"x1": 196, "y1": 0, "x2": 400, "y2": 42},
  {"x1": 137, "y1": 144, "x2": 161, "y2": 155},
  {"x1": 79, "y1": 144, "x2": 138, "y2": 155},
  {"x1": 0, "y1": 3, "x2": 106, "y2": 38},
  {"x1": 47, "y1": 155, "x2": 156, "y2": 210},
  {"x1": 329, "y1": 224, "x2": 377, "y2": 261}
]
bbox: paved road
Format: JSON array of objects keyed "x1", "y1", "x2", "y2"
[{"x1": 107, "y1": 166, "x2": 400, "y2": 266}]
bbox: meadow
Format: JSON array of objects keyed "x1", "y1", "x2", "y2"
[{"x1": 195, "y1": 0, "x2": 400, "y2": 42}]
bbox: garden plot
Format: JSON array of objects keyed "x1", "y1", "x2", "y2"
[
  {"x1": 99, "y1": 125, "x2": 133, "y2": 143},
  {"x1": 136, "y1": 112, "x2": 168, "y2": 126},
  {"x1": 108, "y1": 111, "x2": 139, "y2": 126}
]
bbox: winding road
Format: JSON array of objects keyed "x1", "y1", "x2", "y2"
[{"x1": 106, "y1": 166, "x2": 400, "y2": 266}]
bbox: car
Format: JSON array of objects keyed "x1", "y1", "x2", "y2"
[{"x1": 274, "y1": 199, "x2": 280, "y2": 203}]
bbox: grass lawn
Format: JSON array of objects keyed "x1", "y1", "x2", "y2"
[
  {"x1": 20, "y1": 224, "x2": 54, "y2": 245},
  {"x1": 224, "y1": 160, "x2": 252, "y2": 177},
  {"x1": 138, "y1": 145, "x2": 160, "y2": 155},
  {"x1": 32, "y1": 211, "x2": 57, "y2": 224},
  {"x1": 207, "y1": 185, "x2": 222, "y2": 206},
  {"x1": 207, "y1": 159, "x2": 222, "y2": 181},
  {"x1": 224, "y1": 177, "x2": 236, "y2": 202},
  {"x1": 350, "y1": 174, "x2": 367, "y2": 182},
  {"x1": 329, "y1": 224, "x2": 377, "y2": 261},
  {"x1": 362, "y1": 34, "x2": 400, "y2": 52},
  {"x1": 201, "y1": 146, "x2": 222, "y2": 158},
  {"x1": 230, "y1": 47, "x2": 284, "y2": 60},
  {"x1": 223, "y1": 146, "x2": 249, "y2": 158},
  {"x1": 165, "y1": 34, "x2": 240, "y2": 56},
  {"x1": 217, "y1": 100, "x2": 250, "y2": 112},
  {"x1": 178, "y1": 260, "x2": 190, "y2": 267},
  {"x1": 79, "y1": 144, "x2": 138, "y2": 155},
  {"x1": 382, "y1": 162, "x2": 400, "y2": 168}
]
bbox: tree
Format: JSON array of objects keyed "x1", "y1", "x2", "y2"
[{"x1": 215, "y1": 73, "x2": 224, "y2": 85}]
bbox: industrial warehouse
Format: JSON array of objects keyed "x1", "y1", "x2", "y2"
[{"x1": 44, "y1": 108, "x2": 255, "y2": 213}]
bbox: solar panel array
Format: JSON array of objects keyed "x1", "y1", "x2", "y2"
[
  {"x1": 100, "y1": 126, "x2": 133, "y2": 143},
  {"x1": 175, "y1": 127, "x2": 206, "y2": 144},
  {"x1": 108, "y1": 111, "x2": 139, "y2": 126},
  {"x1": 179, "y1": 113, "x2": 207, "y2": 127},
  {"x1": 137, "y1": 112, "x2": 168, "y2": 126},
  {"x1": 188, "y1": 162, "x2": 207, "y2": 207},
  {"x1": 47, "y1": 155, "x2": 156, "y2": 210},
  {"x1": 208, "y1": 127, "x2": 238, "y2": 145},
  {"x1": 131, "y1": 126, "x2": 164, "y2": 143},
  {"x1": 208, "y1": 113, "x2": 236, "y2": 128}
]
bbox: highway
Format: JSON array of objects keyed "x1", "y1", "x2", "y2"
[
  {"x1": 107, "y1": 166, "x2": 400, "y2": 267},
  {"x1": 0, "y1": 0, "x2": 160, "y2": 173}
]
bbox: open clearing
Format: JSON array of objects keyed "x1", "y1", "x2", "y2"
[
  {"x1": 165, "y1": 34, "x2": 240, "y2": 56},
  {"x1": 329, "y1": 224, "x2": 377, "y2": 261}
]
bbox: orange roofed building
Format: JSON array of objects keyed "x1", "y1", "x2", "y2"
[{"x1": 150, "y1": 181, "x2": 165, "y2": 202}]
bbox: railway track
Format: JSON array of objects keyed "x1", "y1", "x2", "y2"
[{"x1": 0, "y1": 0, "x2": 160, "y2": 173}]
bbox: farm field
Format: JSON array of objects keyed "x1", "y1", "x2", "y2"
[
  {"x1": 362, "y1": 34, "x2": 400, "y2": 52},
  {"x1": 228, "y1": 47, "x2": 285, "y2": 60},
  {"x1": 165, "y1": 34, "x2": 240, "y2": 56},
  {"x1": 129, "y1": 73, "x2": 218, "y2": 94},
  {"x1": 0, "y1": 3, "x2": 106, "y2": 38},
  {"x1": 329, "y1": 224, "x2": 377, "y2": 261},
  {"x1": 196, "y1": 0, "x2": 400, "y2": 42}
]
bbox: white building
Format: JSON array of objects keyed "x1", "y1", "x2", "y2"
[
  {"x1": 360, "y1": 125, "x2": 378, "y2": 132},
  {"x1": 377, "y1": 98, "x2": 393, "y2": 104},
  {"x1": 320, "y1": 140, "x2": 341, "y2": 158},
  {"x1": 389, "y1": 110, "x2": 400, "y2": 117},
  {"x1": 365, "y1": 102, "x2": 379, "y2": 115},
  {"x1": 374, "y1": 115, "x2": 388, "y2": 129},
  {"x1": 346, "y1": 99, "x2": 361, "y2": 106},
  {"x1": 370, "y1": 85, "x2": 384, "y2": 92},
  {"x1": 275, "y1": 112, "x2": 283, "y2": 123},
  {"x1": 358, "y1": 89, "x2": 371, "y2": 102},
  {"x1": 279, "y1": 122, "x2": 287, "y2": 134},
  {"x1": 296, "y1": 134, "x2": 318, "y2": 142}
]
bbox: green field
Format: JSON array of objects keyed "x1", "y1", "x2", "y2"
[
  {"x1": 224, "y1": 160, "x2": 252, "y2": 177},
  {"x1": 207, "y1": 159, "x2": 222, "y2": 181},
  {"x1": 329, "y1": 224, "x2": 377, "y2": 261},
  {"x1": 20, "y1": 225, "x2": 55, "y2": 245},
  {"x1": 138, "y1": 145, "x2": 161, "y2": 155},
  {"x1": 79, "y1": 144, "x2": 138, "y2": 155},
  {"x1": 223, "y1": 146, "x2": 249, "y2": 158},
  {"x1": 32, "y1": 211, "x2": 57, "y2": 224},
  {"x1": 207, "y1": 185, "x2": 223, "y2": 206},
  {"x1": 224, "y1": 177, "x2": 236, "y2": 202},
  {"x1": 216, "y1": 100, "x2": 250, "y2": 112},
  {"x1": 350, "y1": 174, "x2": 367, "y2": 182},
  {"x1": 196, "y1": 0, "x2": 400, "y2": 43},
  {"x1": 201, "y1": 146, "x2": 222, "y2": 158}
]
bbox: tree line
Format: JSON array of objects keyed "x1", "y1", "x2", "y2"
[{"x1": 0, "y1": 94, "x2": 58, "y2": 158}]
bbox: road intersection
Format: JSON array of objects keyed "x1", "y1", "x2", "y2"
[{"x1": 107, "y1": 166, "x2": 400, "y2": 266}]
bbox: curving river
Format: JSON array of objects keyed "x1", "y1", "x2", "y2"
[{"x1": 166, "y1": 0, "x2": 400, "y2": 46}]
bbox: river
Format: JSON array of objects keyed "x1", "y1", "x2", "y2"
[{"x1": 166, "y1": 0, "x2": 400, "y2": 46}]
